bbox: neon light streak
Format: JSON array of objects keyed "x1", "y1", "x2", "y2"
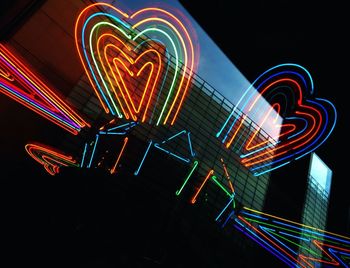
[
  {"x1": 215, "y1": 196, "x2": 235, "y2": 222},
  {"x1": 154, "y1": 143, "x2": 190, "y2": 163},
  {"x1": 137, "y1": 38, "x2": 169, "y2": 120},
  {"x1": 219, "y1": 90, "x2": 256, "y2": 143},
  {"x1": 244, "y1": 207, "x2": 350, "y2": 246},
  {"x1": 220, "y1": 158, "x2": 234, "y2": 193},
  {"x1": 252, "y1": 161, "x2": 291, "y2": 176},
  {"x1": 0, "y1": 83, "x2": 82, "y2": 132},
  {"x1": 99, "y1": 122, "x2": 138, "y2": 135},
  {"x1": 260, "y1": 226, "x2": 300, "y2": 255},
  {"x1": 260, "y1": 226, "x2": 330, "y2": 260},
  {"x1": 134, "y1": 140, "x2": 153, "y2": 176},
  {"x1": 188, "y1": 132, "x2": 195, "y2": 157},
  {"x1": 244, "y1": 207, "x2": 350, "y2": 243},
  {"x1": 80, "y1": 142, "x2": 88, "y2": 167},
  {"x1": 272, "y1": 220, "x2": 350, "y2": 245},
  {"x1": 236, "y1": 225, "x2": 297, "y2": 268},
  {"x1": 238, "y1": 215, "x2": 307, "y2": 267},
  {"x1": 298, "y1": 240, "x2": 340, "y2": 266},
  {"x1": 99, "y1": 131, "x2": 126, "y2": 135},
  {"x1": 243, "y1": 103, "x2": 288, "y2": 151},
  {"x1": 219, "y1": 207, "x2": 350, "y2": 267},
  {"x1": 110, "y1": 137, "x2": 129, "y2": 174},
  {"x1": 87, "y1": 134, "x2": 99, "y2": 168},
  {"x1": 225, "y1": 115, "x2": 247, "y2": 148},
  {"x1": 241, "y1": 217, "x2": 344, "y2": 246},
  {"x1": 0, "y1": 44, "x2": 89, "y2": 135},
  {"x1": 107, "y1": 122, "x2": 137, "y2": 132},
  {"x1": 211, "y1": 176, "x2": 232, "y2": 197},
  {"x1": 191, "y1": 169, "x2": 214, "y2": 204},
  {"x1": 0, "y1": 67, "x2": 14, "y2": 81},
  {"x1": 101, "y1": 41, "x2": 156, "y2": 121},
  {"x1": 279, "y1": 231, "x2": 310, "y2": 242},
  {"x1": 329, "y1": 248, "x2": 350, "y2": 267},
  {"x1": 175, "y1": 160, "x2": 198, "y2": 196},
  {"x1": 211, "y1": 175, "x2": 236, "y2": 213},
  {"x1": 294, "y1": 98, "x2": 337, "y2": 161},
  {"x1": 241, "y1": 211, "x2": 269, "y2": 221},
  {"x1": 240, "y1": 139, "x2": 279, "y2": 158},
  {"x1": 154, "y1": 130, "x2": 195, "y2": 163},
  {"x1": 163, "y1": 130, "x2": 186, "y2": 143},
  {"x1": 25, "y1": 143, "x2": 78, "y2": 175}
]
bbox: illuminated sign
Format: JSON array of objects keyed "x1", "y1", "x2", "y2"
[
  {"x1": 25, "y1": 143, "x2": 79, "y2": 175},
  {"x1": 74, "y1": 2, "x2": 196, "y2": 125},
  {"x1": 217, "y1": 207, "x2": 350, "y2": 267},
  {"x1": 0, "y1": 1, "x2": 345, "y2": 267},
  {"x1": 217, "y1": 64, "x2": 337, "y2": 176},
  {"x1": 0, "y1": 44, "x2": 89, "y2": 135}
]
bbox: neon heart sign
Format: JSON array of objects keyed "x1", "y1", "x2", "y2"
[
  {"x1": 75, "y1": 2, "x2": 196, "y2": 125},
  {"x1": 217, "y1": 64, "x2": 337, "y2": 176},
  {"x1": 0, "y1": 3, "x2": 335, "y2": 181}
]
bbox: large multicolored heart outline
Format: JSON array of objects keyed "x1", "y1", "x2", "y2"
[
  {"x1": 75, "y1": 2, "x2": 196, "y2": 125},
  {"x1": 217, "y1": 64, "x2": 337, "y2": 176}
]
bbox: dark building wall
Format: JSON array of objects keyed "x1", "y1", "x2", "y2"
[
  {"x1": 263, "y1": 156, "x2": 309, "y2": 222},
  {"x1": 5, "y1": 0, "x2": 86, "y2": 96}
]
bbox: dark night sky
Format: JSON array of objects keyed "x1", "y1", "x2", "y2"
[{"x1": 180, "y1": 0, "x2": 349, "y2": 233}]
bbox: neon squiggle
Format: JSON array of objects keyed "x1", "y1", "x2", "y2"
[{"x1": 25, "y1": 143, "x2": 79, "y2": 175}]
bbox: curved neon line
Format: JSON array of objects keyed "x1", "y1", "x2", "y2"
[
  {"x1": 135, "y1": 39, "x2": 170, "y2": 124},
  {"x1": 89, "y1": 20, "x2": 131, "y2": 116},
  {"x1": 25, "y1": 143, "x2": 78, "y2": 175},
  {"x1": 133, "y1": 27, "x2": 180, "y2": 125},
  {"x1": 132, "y1": 14, "x2": 194, "y2": 125},
  {"x1": 241, "y1": 79, "x2": 322, "y2": 167},
  {"x1": 110, "y1": 47, "x2": 162, "y2": 121},
  {"x1": 102, "y1": 41, "x2": 134, "y2": 119},
  {"x1": 295, "y1": 98, "x2": 337, "y2": 160},
  {"x1": 80, "y1": 14, "x2": 126, "y2": 114},
  {"x1": 217, "y1": 65, "x2": 314, "y2": 140},
  {"x1": 75, "y1": 3, "x2": 129, "y2": 113}
]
